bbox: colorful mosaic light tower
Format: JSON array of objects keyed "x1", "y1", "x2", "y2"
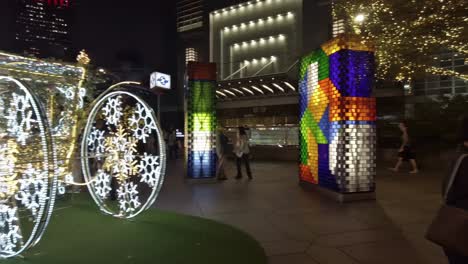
[
  {"x1": 299, "y1": 35, "x2": 376, "y2": 194},
  {"x1": 186, "y1": 62, "x2": 217, "y2": 179}
]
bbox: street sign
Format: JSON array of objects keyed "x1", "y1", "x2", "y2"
[{"x1": 150, "y1": 72, "x2": 171, "y2": 90}]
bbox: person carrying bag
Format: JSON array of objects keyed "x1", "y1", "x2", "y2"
[
  {"x1": 426, "y1": 152, "x2": 468, "y2": 263},
  {"x1": 234, "y1": 127, "x2": 252, "y2": 180}
]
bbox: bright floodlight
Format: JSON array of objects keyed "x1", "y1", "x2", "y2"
[{"x1": 354, "y1": 14, "x2": 366, "y2": 23}]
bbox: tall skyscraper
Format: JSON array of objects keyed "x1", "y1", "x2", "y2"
[
  {"x1": 177, "y1": 0, "x2": 204, "y2": 33},
  {"x1": 15, "y1": 0, "x2": 72, "y2": 58}
]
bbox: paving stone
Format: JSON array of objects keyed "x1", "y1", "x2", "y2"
[
  {"x1": 155, "y1": 160, "x2": 448, "y2": 263},
  {"x1": 306, "y1": 245, "x2": 359, "y2": 264},
  {"x1": 269, "y1": 253, "x2": 319, "y2": 264},
  {"x1": 261, "y1": 240, "x2": 310, "y2": 256}
]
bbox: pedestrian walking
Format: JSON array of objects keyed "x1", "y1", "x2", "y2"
[
  {"x1": 389, "y1": 120, "x2": 419, "y2": 173},
  {"x1": 168, "y1": 127, "x2": 177, "y2": 159},
  {"x1": 216, "y1": 127, "x2": 229, "y2": 180},
  {"x1": 426, "y1": 115, "x2": 468, "y2": 264},
  {"x1": 234, "y1": 127, "x2": 252, "y2": 180}
]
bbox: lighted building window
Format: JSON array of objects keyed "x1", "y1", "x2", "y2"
[
  {"x1": 332, "y1": 19, "x2": 345, "y2": 37},
  {"x1": 177, "y1": 0, "x2": 204, "y2": 32},
  {"x1": 185, "y1": 48, "x2": 199, "y2": 64}
]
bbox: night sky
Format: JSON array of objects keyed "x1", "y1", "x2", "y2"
[{"x1": 73, "y1": 0, "x2": 177, "y2": 75}]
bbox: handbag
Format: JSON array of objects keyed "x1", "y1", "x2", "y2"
[{"x1": 426, "y1": 154, "x2": 468, "y2": 256}]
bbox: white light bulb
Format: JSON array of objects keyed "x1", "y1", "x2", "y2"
[{"x1": 354, "y1": 14, "x2": 366, "y2": 23}]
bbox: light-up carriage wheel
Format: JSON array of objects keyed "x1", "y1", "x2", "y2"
[
  {"x1": 0, "y1": 76, "x2": 57, "y2": 258},
  {"x1": 81, "y1": 85, "x2": 166, "y2": 219}
]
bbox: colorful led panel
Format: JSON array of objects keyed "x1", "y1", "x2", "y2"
[
  {"x1": 186, "y1": 62, "x2": 217, "y2": 179},
  {"x1": 299, "y1": 35, "x2": 376, "y2": 193}
]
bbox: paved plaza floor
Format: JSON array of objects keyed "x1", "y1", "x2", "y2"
[{"x1": 154, "y1": 159, "x2": 449, "y2": 264}]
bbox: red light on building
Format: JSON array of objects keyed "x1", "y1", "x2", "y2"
[{"x1": 34, "y1": 0, "x2": 70, "y2": 7}]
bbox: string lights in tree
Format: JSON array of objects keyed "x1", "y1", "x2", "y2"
[
  {"x1": 334, "y1": 0, "x2": 467, "y2": 81},
  {"x1": 81, "y1": 87, "x2": 166, "y2": 219}
]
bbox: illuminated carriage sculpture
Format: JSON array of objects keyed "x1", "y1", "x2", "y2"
[
  {"x1": 0, "y1": 52, "x2": 166, "y2": 257},
  {"x1": 0, "y1": 52, "x2": 86, "y2": 257}
]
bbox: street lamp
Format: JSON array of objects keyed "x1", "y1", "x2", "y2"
[{"x1": 354, "y1": 13, "x2": 366, "y2": 23}]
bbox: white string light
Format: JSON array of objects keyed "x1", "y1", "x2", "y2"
[
  {"x1": 231, "y1": 88, "x2": 245, "y2": 96},
  {"x1": 261, "y1": 84, "x2": 275, "y2": 93},
  {"x1": 216, "y1": 90, "x2": 227, "y2": 97},
  {"x1": 283, "y1": 81, "x2": 296, "y2": 91},
  {"x1": 241, "y1": 87, "x2": 255, "y2": 95},
  {"x1": 0, "y1": 76, "x2": 57, "y2": 258},
  {"x1": 272, "y1": 83, "x2": 285, "y2": 92},
  {"x1": 232, "y1": 35, "x2": 287, "y2": 50}
]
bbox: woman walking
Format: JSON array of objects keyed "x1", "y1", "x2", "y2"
[
  {"x1": 234, "y1": 127, "x2": 252, "y2": 180},
  {"x1": 389, "y1": 121, "x2": 419, "y2": 173}
]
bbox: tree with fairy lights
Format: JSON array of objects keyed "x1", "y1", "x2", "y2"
[{"x1": 334, "y1": 0, "x2": 467, "y2": 82}]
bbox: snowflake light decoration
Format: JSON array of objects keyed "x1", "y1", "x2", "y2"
[
  {"x1": 81, "y1": 89, "x2": 166, "y2": 219},
  {"x1": 87, "y1": 127, "x2": 105, "y2": 160},
  {"x1": 103, "y1": 125, "x2": 139, "y2": 182},
  {"x1": 5, "y1": 93, "x2": 36, "y2": 145},
  {"x1": 56, "y1": 86, "x2": 86, "y2": 110},
  {"x1": 56, "y1": 86, "x2": 75, "y2": 101},
  {"x1": 15, "y1": 164, "x2": 46, "y2": 217},
  {"x1": 101, "y1": 95, "x2": 123, "y2": 126},
  {"x1": 129, "y1": 103, "x2": 157, "y2": 143},
  {"x1": 0, "y1": 205, "x2": 21, "y2": 255},
  {"x1": 117, "y1": 182, "x2": 141, "y2": 214},
  {"x1": 94, "y1": 170, "x2": 112, "y2": 199},
  {"x1": 138, "y1": 153, "x2": 161, "y2": 188},
  {"x1": 0, "y1": 76, "x2": 57, "y2": 258}
]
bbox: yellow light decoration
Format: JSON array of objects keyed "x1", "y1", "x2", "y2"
[
  {"x1": 76, "y1": 50, "x2": 91, "y2": 66},
  {"x1": 0, "y1": 139, "x2": 19, "y2": 201},
  {"x1": 334, "y1": 0, "x2": 467, "y2": 81},
  {"x1": 103, "y1": 125, "x2": 139, "y2": 183},
  {"x1": 0, "y1": 51, "x2": 89, "y2": 192}
]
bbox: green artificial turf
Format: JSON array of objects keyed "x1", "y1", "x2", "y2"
[{"x1": 6, "y1": 195, "x2": 267, "y2": 264}]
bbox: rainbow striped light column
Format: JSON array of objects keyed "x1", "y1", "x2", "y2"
[
  {"x1": 186, "y1": 62, "x2": 217, "y2": 179},
  {"x1": 299, "y1": 35, "x2": 376, "y2": 193}
]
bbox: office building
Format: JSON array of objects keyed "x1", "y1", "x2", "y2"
[
  {"x1": 207, "y1": 0, "x2": 332, "y2": 158},
  {"x1": 15, "y1": 0, "x2": 72, "y2": 58}
]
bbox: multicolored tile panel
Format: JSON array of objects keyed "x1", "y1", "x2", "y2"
[
  {"x1": 186, "y1": 62, "x2": 217, "y2": 179},
  {"x1": 299, "y1": 35, "x2": 376, "y2": 193}
]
